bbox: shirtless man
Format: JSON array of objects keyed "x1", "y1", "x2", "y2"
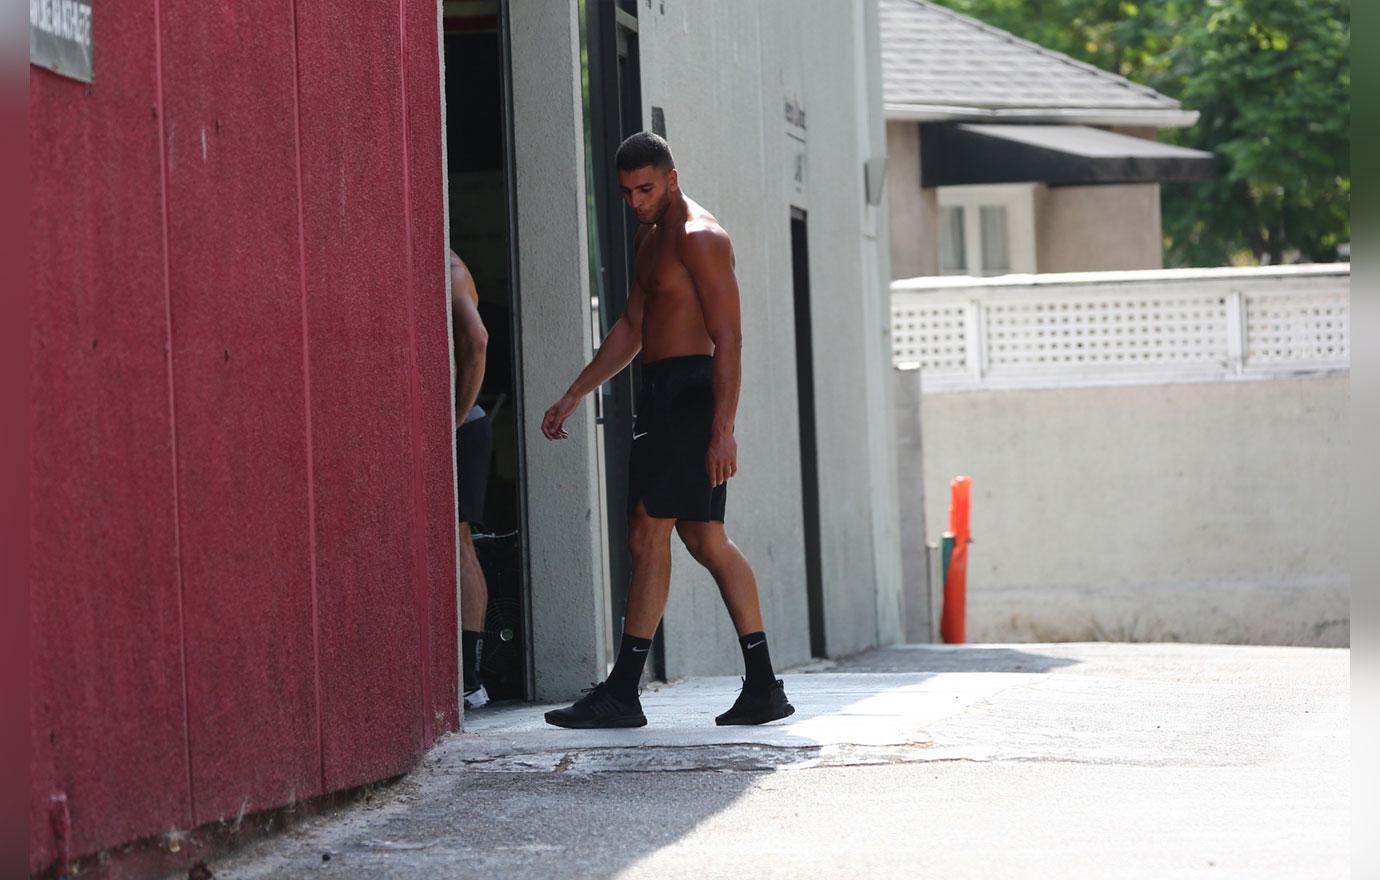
[
  {"x1": 450, "y1": 249, "x2": 493, "y2": 710},
  {"x1": 540, "y1": 132, "x2": 794, "y2": 728}
]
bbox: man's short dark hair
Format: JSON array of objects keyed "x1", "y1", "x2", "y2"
[{"x1": 615, "y1": 132, "x2": 675, "y2": 172}]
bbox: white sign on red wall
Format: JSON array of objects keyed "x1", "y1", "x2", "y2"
[{"x1": 30, "y1": 0, "x2": 93, "y2": 83}]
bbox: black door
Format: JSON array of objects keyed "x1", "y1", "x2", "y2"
[
  {"x1": 587, "y1": 0, "x2": 652, "y2": 672},
  {"x1": 791, "y1": 209, "x2": 827, "y2": 658}
]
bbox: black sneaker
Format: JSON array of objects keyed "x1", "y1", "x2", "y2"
[
  {"x1": 544, "y1": 683, "x2": 647, "y2": 729},
  {"x1": 715, "y1": 678, "x2": 795, "y2": 726}
]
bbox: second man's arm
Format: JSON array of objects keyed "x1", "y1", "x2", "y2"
[{"x1": 450, "y1": 252, "x2": 489, "y2": 422}]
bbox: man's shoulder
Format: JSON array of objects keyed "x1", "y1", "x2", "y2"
[
  {"x1": 450, "y1": 252, "x2": 475, "y2": 286},
  {"x1": 678, "y1": 197, "x2": 727, "y2": 237},
  {"x1": 449, "y1": 252, "x2": 480, "y2": 306},
  {"x1": 680, "y1": 217, "x2": 732, "y2": 255}
]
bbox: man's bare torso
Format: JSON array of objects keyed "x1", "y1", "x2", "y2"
[{"x1": 634, "y1": 195, "x2": 730, "y2": 363}]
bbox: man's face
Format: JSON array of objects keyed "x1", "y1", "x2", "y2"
[{"x1": 618, "y1": 165, "x2": 676, "y2": 225}]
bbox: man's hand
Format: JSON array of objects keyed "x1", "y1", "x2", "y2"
[
  {"x1": 706, "y1": 429, "x2": 738, "y2": 487},
  {"x1": 542, "y1": 394, "x2": 579, "y2": 440}
]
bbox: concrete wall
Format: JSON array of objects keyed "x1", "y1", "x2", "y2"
[
  {"x1": 914, "y1": 377, "x2": 1350, "y2": 646},
  {"x1": 894, "y1": 369, "x2": 935, "y2": 641},
  {"x1": 1034, "y1": 183, "x2": 1163, "y2": 273},
  {"x1": 30, "y1": 3, "x2": 456, "y2": 871},
  {"x1": 861, "y1": 0, "x2": 908, "y2": 656},
  {"x1": 886, "y1": 121, "x2": 939, "y2": 279},
  {"x1": 508, "y1": 1, "x2": 612, "y2": 699},
  {"x1": 637, "y1": 0, "x2": 903, "y2": 674}
]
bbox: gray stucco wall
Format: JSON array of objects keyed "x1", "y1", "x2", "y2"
[
  {"x1": 1034, "y1": 183, "x2": 1164, "y2": 273},
  {"x1": 914, "y1": 377, "x2": 1350, "y2": 646},
  {"x1": 886, "y1": 121, "x2": 939, "y2": 279},
  {"x1": 637, "y1": 0, "x2": 903, "y2": 675},
  {"x1": 894, "y1": 368, "x2": 934, "y2": 642},
  {"x1": 509, "y1": 1, "x2": 611, "y2": 699},
  {"x1": 861, "y1": 0, "x2": 907, "y2": 654}
]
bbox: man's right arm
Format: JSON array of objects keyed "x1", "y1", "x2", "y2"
[
  {"x1": 565, "y1": 294, "x2": 644, "y2": 399},
  {"x1": 541, "y1": 282, "x2": 645, "y2": 440},
  {"x1": 450, "y1": 254, "x2": 488, "y2": 421}
]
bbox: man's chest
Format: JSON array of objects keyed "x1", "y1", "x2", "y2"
[{"x1": 635, "y1": 233, "x2": 694, "y2": 297}]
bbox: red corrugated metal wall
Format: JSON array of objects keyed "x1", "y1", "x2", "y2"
[{"x1": 28, "y1": 2, "x2": 457, "y2": 873}]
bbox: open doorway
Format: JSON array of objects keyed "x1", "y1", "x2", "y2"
[
  {"x1": 443, "y1": 1, "x2": 530, "y2": 702},
  {"x1": 791, "y1": 208, "x2": 827, "y2": 658}
]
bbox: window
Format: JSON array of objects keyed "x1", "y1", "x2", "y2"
[
  {"x1": 939, "y1": 205, "x2": 966, "y2": 274},
  {"x1": 936, "y1": 184, "x2": 1036, "y2": 275},
  {"x1": 980, "y1": 205, "x2": 1010, "y2": 274}
]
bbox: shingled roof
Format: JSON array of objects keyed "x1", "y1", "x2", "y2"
[{"x1": 881, "y1": 0, "x2": 1196, "y2": 127}]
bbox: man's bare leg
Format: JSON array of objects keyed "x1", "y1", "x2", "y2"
[
  {"x1": 674, "y1": 520, "x2": 763, "y2": 635},
  {"x1": 623, "y1": 501, "x2": 677, "y2": 638},
  {"x1": 458, "y1": 523, "x2": 489, "y2": 704},
  {"x1": 601, "y1": 502, "x2": 677, "y2": 693},
  {"x1": 459, "y1": 523, "x2": 487, "y2": 630},
  {"x1": 677, "y1": 520, "x2": 793, "y2": 724},
  {"x1": 545, "y1": 501, "x2": 671, "y2": 728}
]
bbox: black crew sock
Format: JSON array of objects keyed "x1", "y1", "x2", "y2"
[
  {"x1": 605, "y1": 633, "x2": 653, "y2": 700},
  {"x1": 739, "y1": 631, "x2": 777, "y2": 693},
  {"x1": 462, "y1": 630, "x2": 484, "y2": 692}
]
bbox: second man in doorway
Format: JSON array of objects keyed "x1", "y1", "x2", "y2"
[{"x1": 451, "y1": 249, "x2": 494, "y2": 710}]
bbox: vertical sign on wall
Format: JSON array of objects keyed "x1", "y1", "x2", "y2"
[
  {"x1": 784, "y1": 93, "x2": 807, "y2": 202},
  {"x1": 30, "y1": 0, "x2": 94, "y2": 82}
]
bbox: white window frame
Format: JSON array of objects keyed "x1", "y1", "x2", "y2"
[{"x1": 936, "y1": 183, "x2": 1037, "y2": 276}]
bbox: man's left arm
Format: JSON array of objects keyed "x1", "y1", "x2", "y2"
[{"x1": 683, "y1": 227, "x2": 742, "y2": 488}]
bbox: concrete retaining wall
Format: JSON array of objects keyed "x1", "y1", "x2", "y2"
[{"x1": 902, "y1": 373, "x2": 1350, "y2": 646}]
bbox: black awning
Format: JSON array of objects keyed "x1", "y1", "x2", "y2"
[{"x1": 920, "y1": 123, "x2": 1217, "y2": 187}]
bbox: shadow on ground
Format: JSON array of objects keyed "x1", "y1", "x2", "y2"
[
  {"x1": 823, "y1": 644, "x2": 1081, "y2": 675},
  {"x1": 204, "y1": 740, "x2": 768, "y2": 880},
  {"x1": 205, "y1": 645, "x2": 1165, "y2": 880}
]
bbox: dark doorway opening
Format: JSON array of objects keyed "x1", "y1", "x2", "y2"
[
  {"x1": 791, "y1": 208, "x2": 827, "y2": 658},
  {"x1": 443, "y1": 4, "x2": 531, "y2": 701}
]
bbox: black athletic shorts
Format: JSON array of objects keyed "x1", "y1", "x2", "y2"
[
  {"x1": 456, "y1": 408, "x2": 493, "y2": 528},
  {"x1": 627, "y1": 354, "x2": 727, "y2": 522}
]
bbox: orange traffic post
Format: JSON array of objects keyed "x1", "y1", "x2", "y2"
[{"x1": 940, "y1": 476, "x2": 971, "y2": 643}]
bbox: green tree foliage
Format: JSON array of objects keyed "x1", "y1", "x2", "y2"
[{"x1": 933, "y1": 0, "x2": 1350, "y2": 266}]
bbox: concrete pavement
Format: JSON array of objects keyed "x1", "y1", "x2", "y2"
[{"x1": 205, "y1": 643, "x2": 1349, "y2": 879}]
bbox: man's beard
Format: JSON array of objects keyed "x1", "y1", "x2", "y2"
[{"x1": 642, "y1": 196, "x2": 670, "y2": 225}]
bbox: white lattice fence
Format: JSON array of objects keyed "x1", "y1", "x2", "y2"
[
  {"x1": 891, "y1": 301, "x2": 967, "y2": 371},
  {"x1": 1244, "y1": 291, "x2": 1350, "y2": 365},
  {"x1": 891, "y1": 266, "x2": 1350, "y2": 391},
  {"x1": 984, "y1": 295, "x2": 1229, "y2": 371}
]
